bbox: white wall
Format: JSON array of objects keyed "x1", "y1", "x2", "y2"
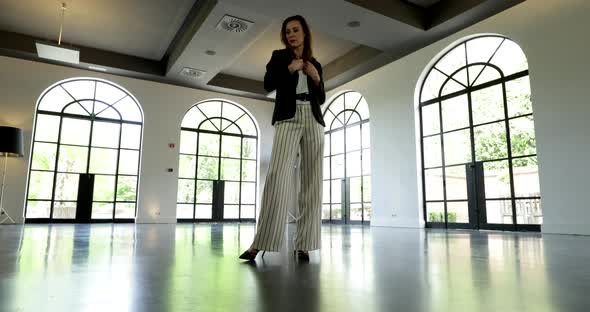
[
  {"x1": 0, "y1": 56, "x2": 274, "y2": 223},
  {"x1": 326, "y1": 0, "x2": 590, "y2": 235}
]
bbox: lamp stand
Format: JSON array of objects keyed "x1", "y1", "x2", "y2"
[{"x1": 0, "y1": 153, "x2": 16, "y2": 224}]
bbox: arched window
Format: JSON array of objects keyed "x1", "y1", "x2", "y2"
[
  {"x1": 322, "y1": 91, "x2": 371, "y2": 224},
  {"x1": 26, "y1": 78, "x2": 143, "y2": 222},
  {"x1": 418, "y1": 35, "x2": 541, "y2": 230},
  {"x1": 177, "y1": 100, "x2": 258, "y2": 222}
]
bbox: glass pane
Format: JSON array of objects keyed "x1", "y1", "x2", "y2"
[
  {"x1": 224, "y1": 182, "x2": 240, "y2": 204},
  {"x1": 89, "y1": 148, "x2": 118, "y2": 174},
  {"x1": 241, "y1": 205, "x2": 255, "y2": 219},
  {"x1": 442, "y1": 95, "x2": 469, "y2": 131},
  {"x1": 451, "y1": 68, "x2": 468, "y2": 87},
  {"x1": 26, "y1": 200, "x2": 51, "y2": 218},
  {"x1": 195, "y1": 205, "x2": 212, "y2": 219},
  {"x1": 222, "y1": 102, "x2": 246, "y2": 121},
  {"x1": 475, "y1": 121, "x2": 508, "y2": 161},
  {"x1": 95, "y1": 82, "x2": 126, "y2": 105},
  {"x1": 423, "y1": 135, "x2": 442, "y2": 168},
  {"x1": 350, "y1": 203, "x2": 362, "y2": 221},
  {"x1": 441, "y1": 80, "x2": 464, "y2": 96},
  {"x1": 61, "y1": 80, "x2": 94, "y2": 101},
  {"x1": 345, "y1": 92, "x2": 362, "y2": 109},
  {"x1": 241, "y1": 160, "x2": 256, "y2": 182},
  {"x1": 331, "y1": 155, "x2": 345, "y2": 179},
  {"x1": 31, "y1": 143, "x2": 57, "y2": 171},
  {"x1": 323, "y1": 157, "x2": 330, "y2": 179},
  {"x1": 91, "y1": 122, "x2": 120, "y2": 148},
  {"x1": 198, "y1": 133, "x2": 220, "y2": 156},
  {"x1": 363, "y1": 203, "x2": 371, "y2": 221},
  {"x1": 116, "y1": 176, "x2": 137, "y2": 201},
  {"x1": 322, "y1": 204, "x2": 331, "y2": 219},
  {"x1": 120, "y1": 124, "x2": 141, "y2": 149},
  {"x1": 516, "y1": 199, "x2": 542, "y2": 225},
  {"x1": 507, "y1": 76, "x2": 533, "y2": 117},
  {"x1": 426, "y1": 202, "x2": 445, "y2": 222},
  {"x1": 323, "y1": 180, "x2": 330, "y2": 203},
  {"x1": 486, "y1": 200, "x2": 513, "y2": 224},
  {"x1": 329, "y1": 96, "x2": 344, "y2": 116},
  {"x1": 178, "y1": 155, "x2": 196, "y2": 179},
  {"x1": 425, "y1": 169, "x2": 444, "y2": 201},
  {"x1": 472, "y1": 66, "x2": 501, "y2": 87},
  {"x1": 513, "y1": 157, "x2": 540, "y2": 197},
  {"x1": 92, "y1": 202, "x2": 113, "y2": 219},
  {"x1": 112, "y1": 96, "x2": 142, "y2": 122},
  {"x1": 447, "y1": 201, "x2": 469, "y2": 223},
  {"x1": 421, "y1": 103, "x2": 440, "y2": 136},
  {"x1": 34, "y1": 114, "x2": 60, "y2": 142},
  {"x1": 362, "y1": 149, "x2": 371, "y2": 175},
  {"x1": 115, "y1": 203, "x2": 135, "y2": 219},
  {"x1": 177, "y1": 179, "x2": 195, "y2": 203},
  {"x1": 221, "y1": 135, "x2": 241, "y2": 158},
  {"x1": 445, "y1": 165, "x2": 467, "y2": 200},
  {"x1": 466, "y1": 36, "x2": 504, "y2": 65},
  {"x1": 94, "y1": 175, "x2": 115, "y2": 201},
  {"x1": 53, "y1": 201, "x2": 76, "y2": 219},
  {"x1": 363, "y1": 176, "x2": 371, "y2": 202},
  {"x1": 119, "y1": 150, "x2": 139, "y2": 175},
  {"x1": 241, "y1": 183, "x2": 256, "y2": 204},
  {"x1": 330, "y1": 130, "x2": 344, "y2": 155},
  {"x1": 27, "y1": 171, "x2": 54, "y2": 200},
  {"x1": 198, "y1": 101, "x2": 222, "y2": 121},
  {"x1": 96, "y1": 107, "x2": 120, "y2": 120},
  {"x1": 58, "y1": 145, "x2": 88, "y2": 173},
  {"x1": 38, "y1": 85, "x2": 71, "y2": 112},
  {"x1": 436, "y1": 44, "x2": 466, "y2": 76},
  {"x1": 235, "y1": 115, "x2": 256, "y2": 136},
  {"x1": 221, "y1": 159, "x2": 241, "y2": 181},
  {"x1": 60, "y1": 118, "x2": 90, "y2": 145},
  {"x1": 350, "y1": 177, "x2": 362, "y2": 203},
  {"x1": 63, "y1": 102, "x2": 90, "y2": 115},
  {"x1": 421, "y1": 69, "x2": 447, "y2": 102},
  {"x1": 224, "y1": 205, "x2": 239, "y2": 219},
  {"x1": 490, "y1": 39, "x2": 528, "y2": 76},
  {"x1": 54, "y1": 173, "x2": 79, "y2": 201},
  {"x1": 484, "y1": 161, "x2": 511, "y2": 199},
  {"x1": 177, "y1": 204, "x2": 194, "y2": 219},
  {"x1": 361, "y1": 124, "x2": 370, "y2": 148},
  {"x1": 242, "y1": 138, "x2": 256, "y2": 159},
  {"x1": 443, "y1": 129, "x2": 471, "y2": 165},
  {"x1": 345, "y1": 125, "x2": 361, "y2": 152},
  {"x1": 332, "y1": 204, "x2": 342, "y2": 220},
  {"x1": 346, "y1": 151, "x2": 361, "y2": 177},
  {"x1": 471, "y1": 85, "x2": 505, "y2": 125},
  {"x1": 180, "y1": 131, "x2": 197, "y2": 155},
  {"x1": 510, "y1": 116, "x2": 537, "y2": 157},
  {"x1": 197, "y1": 156, "x2": 218, "y2": 180},
  {"x1": 196, "y1": 180, "x2": 213, "y2": 203},
  {"x1": 331, "y1": 179, "x2": 342, "y2": 204},
  {"x1": 182, "y1": 107, "x2": 207, "y2": 129}
]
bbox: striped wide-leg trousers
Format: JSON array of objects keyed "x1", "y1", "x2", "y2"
[{"x1": 252, "y1": 104, "x2": 324, "y2": 251}]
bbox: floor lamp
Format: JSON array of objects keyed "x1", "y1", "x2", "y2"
[{"x1": 0, "y1": 126, "x2": 24, "y2": 224}]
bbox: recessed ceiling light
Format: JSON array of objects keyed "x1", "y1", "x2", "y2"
[
  {"x1": 347, "y1": 21, "x2": 361, "y2": 28},
  {"x1": 88, "y1": 65, "x2": 107, "y2": 72},
  {"x1": 205, "y1": 50, "x2": 216, "y2": 56}
]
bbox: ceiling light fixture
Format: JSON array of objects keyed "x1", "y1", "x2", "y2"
[
  {"x1": 36, "y1": 2, "x2": 80, "y2": 64},
  {"x1": 347, "y1": 21, "x2": 361, "y2": 28},
  {"x1": 205, "y1": 50, "x2": 217, "y2": 56}
]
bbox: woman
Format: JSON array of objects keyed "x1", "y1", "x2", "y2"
[{"x1": 240, "y1": 15, "x2": 326, "y2": 261}]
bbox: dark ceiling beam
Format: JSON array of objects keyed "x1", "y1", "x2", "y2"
[
  {"x1": 207, "y1": 73, "x2": 266, "y2": 95},
  {"x1": 427, "y1": 0, "x2": 487, "y2": 28},
  {"x1": 344, "y1": 0, "x2": 428, "y2": 29},
  {"x1": 323, "y1": 45, "x2": 382, "y2": 81},
  {"x1": 163, "y1": 0, "x2": 218, "y2": 73},
  {"x1": 0, "y1": 30, "x2": 165, "y2": 76}
]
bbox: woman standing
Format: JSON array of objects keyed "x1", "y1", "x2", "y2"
[{"x1": 240, "y1": 15, "x2": 326, "y2": 261}]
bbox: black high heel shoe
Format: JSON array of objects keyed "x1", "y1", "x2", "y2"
[
  {"x1": 294, "y1": 250, "x2": 310, "y2": 261},
  {"x1": 239, "y1": 249, "x2": 265, "y2": 261}
]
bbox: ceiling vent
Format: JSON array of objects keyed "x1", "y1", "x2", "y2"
[
  {"x1": 180, "y1": 67, "x2": 207, "y2": 79},
  {"x1": 215, "y1": 15, "x2": 253, "y2": 33}
]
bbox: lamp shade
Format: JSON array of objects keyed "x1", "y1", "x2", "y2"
[{"x1": 0, "y1": 126, "x2": 24, "y2": 157}]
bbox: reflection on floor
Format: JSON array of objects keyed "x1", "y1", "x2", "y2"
[{"x1": 0, "y1": 223, "x2": 588, "y2": 311}]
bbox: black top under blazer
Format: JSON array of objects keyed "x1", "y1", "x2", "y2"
[{"x1": 263, "y1": 49, "x2": 326, "y2": 126}]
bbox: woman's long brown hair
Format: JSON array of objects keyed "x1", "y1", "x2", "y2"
[{"x1": 280, "y1": 15, "x2": 314, "y2": 62}]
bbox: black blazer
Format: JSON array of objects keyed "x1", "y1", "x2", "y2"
[{"x1": 264, "y1": 49, "x2": 326, "y2": 126}]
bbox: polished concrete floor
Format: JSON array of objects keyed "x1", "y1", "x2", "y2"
[{"x1": 0, "y1": 223, "x2": 589, "y2": 312}]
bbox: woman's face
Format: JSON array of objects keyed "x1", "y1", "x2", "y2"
[{"x1": 285, "y1": 20, "x2": 305, "y2": 48}]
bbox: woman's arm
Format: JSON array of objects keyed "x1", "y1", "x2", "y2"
[
  {"x1": 264, "y1": 50, "x2": 290, "y2": 93},
  {"x1": 307, "y1": 60, "x2": 326, "y2": 105}
]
